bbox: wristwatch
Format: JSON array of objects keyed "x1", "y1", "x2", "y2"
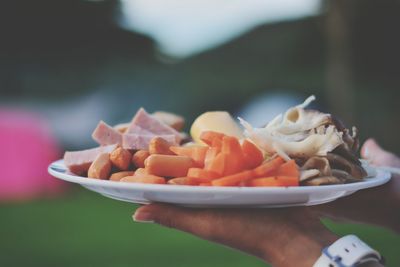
[{"x1": 313, "y1": 235, "x2": 383, "y2": 267}]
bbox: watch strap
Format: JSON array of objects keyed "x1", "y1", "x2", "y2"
[{"x1": 313, "y1": 235, "x2": 382, "y2": 267}]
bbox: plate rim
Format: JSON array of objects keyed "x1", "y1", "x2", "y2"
[{"x1": 48, "y1": 159, "x2": 391, "y2": 194}]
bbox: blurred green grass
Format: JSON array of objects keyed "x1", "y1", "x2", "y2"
[{"x1": 0, "y1": 187, "x2": 399, "y2": 267}]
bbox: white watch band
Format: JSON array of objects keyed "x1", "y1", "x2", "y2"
[{"x1": 313, "y1": 235, "x2": 382, "y2": 267}]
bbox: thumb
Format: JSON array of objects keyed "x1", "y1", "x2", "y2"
[
  {"x1": 133, "y1": 203, "x2": 217, "y2": 239},
  {"x1": 361, "y1": 138, "x2": 400, "y2": 167}
]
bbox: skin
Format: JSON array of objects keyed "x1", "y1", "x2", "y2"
[
  {"x1": 133, "y1": 139, "x2": 396, "y2": 266},
  {"x1": 315, "y1": 139, "x2": 400, "y2": 234}
]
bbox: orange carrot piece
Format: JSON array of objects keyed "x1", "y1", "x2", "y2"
[
  {"x1": 222, "y1": 153, "x2": 244, "y2": 175},
  {"x1": 120, "y1": 175, "x2": 166, "y2": 184},
  {"x1": 134, "y1": 168, "x2": 149, "y2": 176},
  {"x1": 248, "y1": 178, "x2": 281, "y2": 187},
  {"x1": 252, "y1": 157, "x2": 285, "y2": 177},
  {"x1": 241, "y1": 139, "x2": 264, "y2": 169},
  {"x1": 200, "y1": 131, "x2": 226, "y2": 146},
  {"x1": 170, "y1": 146, "x2": 208, "y2": 167},
  {"x1": 221, "y1": 136, "x2": 242, "y2": 155},
  {"x1": 167, "y1": 177, "x2": 207, "y2": 185},
  {"x1": 248, "y1": 176, "x2": 299, "y2": 187},
  {"x1": 211, "y1": 170, "x2": 253, "y2": 186},
  {"x1": 220, "y1": 136, "x2": 245, "y2": 175},
  {"x1": 275, "y1": 160, "x2": 299, "y2": 177},
  {"x1": 187, "y1": 168, "x2": 220, "y2": 180},
  {"x1": 211, "y1": 137, "x2": 223, "y2": 149},
  {"x1": 206, "y1": 152, "x2": 227, "y2": 176},
  {"x1": 145, "y1": 154, "x2": 195, "y2": 177},
  {"x1": 199, "y1": 182, "x2": 212, "y2": 186},
  {"x1": 204, "y1": 147, "x2": 220, "y2": 169}
]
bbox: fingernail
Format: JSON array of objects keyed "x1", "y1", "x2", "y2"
[
  {"x1": 363, "y1": 146, "x2": 370, "y2": 159},
  {"x1": 133, "y1": 210, "x2": 154, "y2": 223}
]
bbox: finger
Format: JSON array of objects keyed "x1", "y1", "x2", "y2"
[
  {"x1": 133, "y1": 203, "x2": 221, "y2": 239},
  {"x1": 132, "y1": 204, "x2": 278, "y2": 259},
  {"x1": 361, "y1": 138, "x2": 400, "y2": 167}
]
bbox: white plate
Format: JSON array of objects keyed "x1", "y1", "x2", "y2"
[{"x1": 48, "y1": 159, "x2": 391, "y2": 208}]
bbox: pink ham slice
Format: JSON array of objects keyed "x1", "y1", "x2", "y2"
[
  {"x1": 130, "y1": 108, "x2": 182, "y2": 143},
  {"x1": 92, "y1": 121, "x2": 122, "y2": 146},
  {"x1": 126, "y1": 124, "x2": 154, "y2": 135},
  {"x1": 64, "y1": 144, "x2": 117, "y2": 175},
  {"x1": 122, "y1": 134, "x2": 177, "y2": 150}
]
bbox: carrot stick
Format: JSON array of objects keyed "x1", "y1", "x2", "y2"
[
  {"x1": 145, "y1": 154, "x2": 194, "y2": 177},
  {"x1": 205, "y1": 152, "x2": 227, "y2": 176},
  {"x1": 204, "y1": 147, "x2": 220, "y2": 169},
  {"x1": 211, "y1": 137, "x2": 223, "y2": 149},
  {"x1": 248, "y1": 176, "x2": 299, "y2": 187},
  {"x1": 275, "y1": 160, "x2": 299, "y2": 177},
  {"x1": 200, "y1": 131, "x2": 226, "y2": 146},
  {"x1": 187, "y1": 168, "x2": 220, "y2": 180},
  {"x1": 170, "y1": 146, "x2": 208, "y2": 167},
  {"x1": 120, "y1": 175, "x2": 166, "y2": 184},
  {"x1": 211, "y1": 170, "x2": 253, "y2": 186},
  {"x1": 241, "y1": 139, "x2": 264, "y2": 169},
  {"x1": 167, "y1": 177, "x2": 209, "y2": 185},
  {"x1": 252, "y1": 157, "x2": 285, "y2": 177},
  {"x1": 221, "y1": 136, "x2": 244, "y2": 175},
  {"x1": 134, "y1": 168, "x2": 149, "y2": 176}
]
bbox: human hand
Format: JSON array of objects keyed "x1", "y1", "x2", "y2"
[
  {"x1": 315, "y1": 138, "x2": 400, "y2": 232},
  {"x1": 133, "y1": 204, "x2": 337, "y2": 267}
]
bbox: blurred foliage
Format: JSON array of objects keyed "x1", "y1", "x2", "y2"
[
  {"x1": 0, "y1": 188, "x2": 399, "y2": 267},
  {"x1": 1, "y1": 0, "x2": 399, "y2": 152}
]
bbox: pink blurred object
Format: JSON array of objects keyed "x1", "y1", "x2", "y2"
[{"x1": 0, "y1": 109, "x2": 66, "y2": 201}]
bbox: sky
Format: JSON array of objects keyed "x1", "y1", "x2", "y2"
[{"x1": 119, "y1": 0, "x2": 321, "y2": 58}]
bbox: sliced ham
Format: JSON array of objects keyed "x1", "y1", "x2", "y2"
[
  {"x1": 64, "y1": 144, "x2": 117, "y2": 175},
  {"x1": 130, "y1": 108, "x2": 182, "y2": 143},
  {"x1": 126, "y1": 124, "x2": 154, "y2": 135},
  {"x1": 122, "y1": 133, "x2": 177, "y2": 150},
  {"x1": 92, "y1": 120, "x2": 122, "y2": 146}
]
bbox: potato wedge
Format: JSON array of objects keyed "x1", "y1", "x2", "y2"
[
  {"x1": 88, "y1": 153, "x2": 112, "y2": 179},
  {"x1": 132, "y1": 150, "x2": 150, "y2": 168},
  {"x1": 120, "y1": 175, "x2": 166, "y2": 184},
  {"x1": 110, "y1": 147, "x2": 132, "y2": 170},
  {"x1": 149, "y1": 137, "x2": 174, "y2": 155},
  {"x1": 109, "y1": 171, "x2": 135, "y2": 181}
]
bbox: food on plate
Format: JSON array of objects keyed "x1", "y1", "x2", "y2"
[
  {"x1": 120, "y1": 174, "x2": 166, "y2": 184},
  {"x1": 148, "y1": 137, "x2": 175, "y2": 155},
  {"x1": 239, "y1": 95, "x2": 367, "y2": 185},
  {"x1": 63, "y1": 96, "x2": 369, "y2": 187},
  {"x1": 145, "y1": 154, "x2": 195, "y2": 177},
  {"x1": 88, "y1": 153, "x2": 112, "y2": 179},
  {"x1": 110, "y1": 147, "x2": 132, "y2": 171},
  {"x1": 64, "y1": 144, "x2": 117, "y2": 175},
  {"x1": 109, "y1": 171, "x2": 135, "y2": 181},
  {"x1": 132, "y1": 150, "x2": 150, "y2": 168},
  {"x1": 190, "y1": 111, "x2": 244, "y2": 144}
]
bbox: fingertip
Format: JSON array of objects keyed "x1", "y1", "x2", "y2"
[
  {"x1": 133, "y1": 203, "x2": 181, "y2": 223},
  {"x1": 361, "y1": 138, "x2": 380, "y2": 159},
  {"x1": 132, "y1": 203, "x2": 162, "y2": 223}
]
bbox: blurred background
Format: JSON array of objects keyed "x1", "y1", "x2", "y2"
[{"x1": 1, "y1": 0, "x2": 399, "y2": 266}]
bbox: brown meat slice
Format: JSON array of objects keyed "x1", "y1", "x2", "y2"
[
  {"x1": 92, "y1": 120, "x2": 122, "y2": 146},
  {"x1": 130, "y1": 108, "x2": 182, "y2": 143},
  {"x1": 63, "y1": 144, "x2": 117, "y2": 175},
  {"x1": 122, "y1": 133, "x2": 177, "y2": 150}
]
